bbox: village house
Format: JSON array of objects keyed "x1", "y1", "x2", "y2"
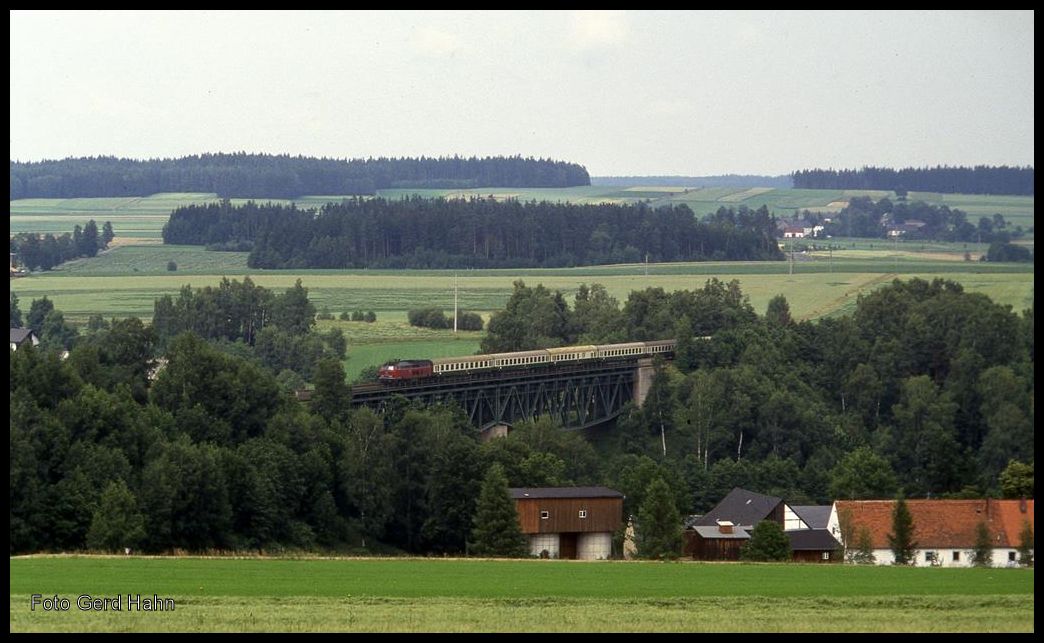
[
  {"x1": 509, "y1": 486, "x2": 624, "y2": 560},
  {"x1": 828, "y1": 498, "x2": 1034, "y2": 567},
  {"x1": 10, "y1": 327, "x2": 40, "y2": 351}
]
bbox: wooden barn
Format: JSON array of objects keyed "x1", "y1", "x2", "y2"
[
  {"x1": 509, "y1": 487, "x2": 624, "y2": 560},
  {"x1": 685, "y1": 520, "x2": 749, "y2": 561}
]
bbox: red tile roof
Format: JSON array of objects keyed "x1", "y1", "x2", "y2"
[{"x1": 835, "y1": 499, "x2": 1034, "y2": 549}]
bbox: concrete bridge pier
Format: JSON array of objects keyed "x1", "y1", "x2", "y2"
[
  {"x1": 633, "y1": 357, "x2": 655, "y2": 407},
  {"x1": 480, "y1": 423, "x2": 511, "y2": 442}
]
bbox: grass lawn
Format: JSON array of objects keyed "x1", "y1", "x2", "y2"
[{"x1": 8, "y1": 556, "x2": 1034, "y2": 632}]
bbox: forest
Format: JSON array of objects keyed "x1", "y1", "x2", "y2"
[
  {"x1": 9, "y1": 153, "x2": 591, "y2": 200},
  {"x1": 162, "y1": 198, "x2": 785, "y2": 269},
  {"x1": 791, "y1": 165, "x2": 1033, "y2": 195},
  {"x1": 9, "y1": 277, "x2": 1034, "y2": 554}
]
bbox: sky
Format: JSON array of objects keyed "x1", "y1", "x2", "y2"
[{"x1": 9, "y1": 10, "x2": 1035, "y2": 176}]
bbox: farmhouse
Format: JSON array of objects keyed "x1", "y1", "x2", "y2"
[
  {"x1": 828, "y1": 498, "x2": 1035, "y2": 567},
  {"x1": 509, "y1": 486, "x2": 624, "y2": 560},
  {"x1": 684, "y1": 488, "x2": 840, "y2": 562},
  {"x1": 10, "y1": 327, "x2": 39, "y2": 351}
]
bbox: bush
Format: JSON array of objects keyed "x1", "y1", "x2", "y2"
[
  {"x1": 740, "y1": 521, "x2": 791, "y2": 562},
  {"x1": 456, "y1": 311, "x2": 484, "y2": 331},
  {"x1": 351, "y1": 310, "x2": 365, "y2": 321},
  {"x1": 339, "y1": 311, "x2": 351, "y2": 321},
  {"x1": 166, "y1": 260, "x2": 177, "y2": 271},
  {"x1": 364, "y1": 311, "x2": 377, "y2": 323},
  {"x1": 408, "y1": 307, "x2": 450, "y2": 329}
]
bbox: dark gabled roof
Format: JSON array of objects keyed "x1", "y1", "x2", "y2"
[
  {"x1": 790, "y1": 505, "x2": 832, "y2": 530},
  {"x1": 694, "y1": 488, "x2": 783, "y2": 527},
  {"x1": 509, "y1": 486, "x2": 624, "y2": 500},
  {"x1": 787, "y1": 529, "x2": 842, "y2": 551},
  {"x1": 10, "y1": 327, "x2": 35, "y2": 344}
]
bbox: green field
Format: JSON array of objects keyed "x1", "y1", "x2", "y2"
[
  {"x1": 8, "y1": 557, "x2": 1034, "y2": 632},
  {"x1": 11, "y1": 259, "x2": 1034, "y2": 324},
  {"x1": 338, "y1": 337, "x2": 484, "y2": 381}
]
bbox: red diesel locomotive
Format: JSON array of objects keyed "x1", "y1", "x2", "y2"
[{"x1": 377, "y1": 359, "x2": 434, "y2": 381}]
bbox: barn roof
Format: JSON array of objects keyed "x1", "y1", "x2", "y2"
[
  {"x1": 787, "y1": 529, "x2": 842, "y2": 551},
  {"x1": 509, "y1": 486, "x2": 624, "y2": 500},
  {"x1": 834, "y1": 499, "x2": 1034, "y2": 549},
  {"x1": 690, "y1": 525, "x2": 751, "y2": 540},
  {"x1": 791, "y1": 505, "x2": 832, "y2": 530},
  {"x1": 694, "y1": 488, "x2": 783, "y2": 528}
]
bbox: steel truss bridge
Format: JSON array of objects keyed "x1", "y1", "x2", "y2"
[{"x1": 348, "y1": 356, "x2": 662, "y2": 431}]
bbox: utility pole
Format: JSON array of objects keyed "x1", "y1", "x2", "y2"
[
  {"x1": 453, "y1": 273, "x2": 458, "y2": 333},
  {"x1": 645, "y1": 253, "x2": 649, "y2": 277},
  {"x1": 789, "y1": 239, "x2": 794, "y2": 276},
  {"x1": 829, "y1": 245, "x2": 833, "y2": 273}
]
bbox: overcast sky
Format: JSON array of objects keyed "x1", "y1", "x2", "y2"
[{"x1": 9, "y1": 10, "x2": 1035, "y2": 176}]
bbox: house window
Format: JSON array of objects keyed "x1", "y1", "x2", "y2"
[
  {"x1": 821, "y1": 552, "x2": 830, "y2": 560},
  {"x1": 953, "y1": 551, "x2": 960, "y2": 562},
  {"x1": 925, "y1": 551, "x2": 935, "y2": 563},
  {"x1": 540, "y1": 510, "x2": 549, "y2": 520},
  {"x1": 579, "y1": 510, "x2": 587, "y2": 519},
  {"x1": 1009, "y1": 551, "x2": 1016, "y2": 562}
]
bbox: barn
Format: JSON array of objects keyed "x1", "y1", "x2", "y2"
[{"x1": 509, "y1": 487, "x2": 624, "y2": 560}]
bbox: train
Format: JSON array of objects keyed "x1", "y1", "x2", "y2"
[{"x1": 377, "y1": 340, "x2": 677, "y2": 383}]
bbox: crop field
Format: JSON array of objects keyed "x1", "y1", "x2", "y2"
[
  {"x1": 8, "y1": 556, "x2": 1033, "y2": 632},
  {"x1": 11, "y1": 255, "x2": 1034, "y2": 323}
]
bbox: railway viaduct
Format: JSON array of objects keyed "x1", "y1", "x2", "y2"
[{"x1": 345, "y1": 350, "x2": 670, "y2": 434}]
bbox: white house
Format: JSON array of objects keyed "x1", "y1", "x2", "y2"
[{"x1": 828, "y1": 498, "x2": 1034, "y2": 567}]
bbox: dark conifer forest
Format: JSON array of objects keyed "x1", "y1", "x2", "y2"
[
  {"x1": 162, "y1": 198, "x2": 784, "y2": 269},
  {"x1": 9, "y1": 153, "x2": 591, "y2": 200},
  {"x1": 791, "y1": 165, "x2": 1033, "y2": 195}
]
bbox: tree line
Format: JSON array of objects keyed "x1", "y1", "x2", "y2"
[
  {"x1": 9, "y1": 277, "x2": 1034, "y2": 555},
  {"x1": 9, "y1": 153, "x2": 591, "y2": 200},
  {"x1": 162, "y1": 197, "x2": 785, "y2": 269},
  {"x1": 10, "y1": 220, "x2": 114, "y2": 272},
  {"x1": 791, "y1": 165, "x2": 1033, "y2": 195}
]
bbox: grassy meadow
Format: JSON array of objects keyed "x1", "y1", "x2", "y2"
[{"x1": 8, "y1": 556, "x2": 1034, "y2": 632}]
